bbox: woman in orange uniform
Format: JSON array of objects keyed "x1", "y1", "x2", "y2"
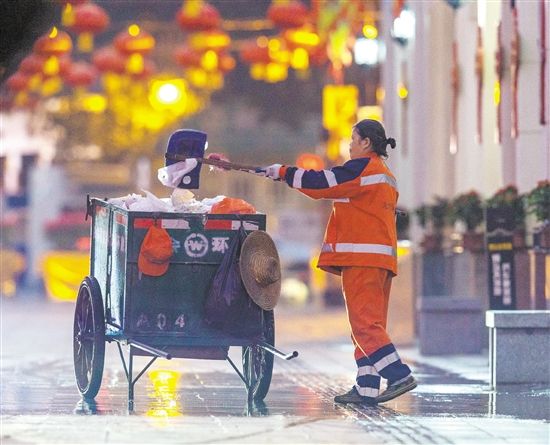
[{"x1": 257, "y1": 119, "x2": 416, "y2": 405}]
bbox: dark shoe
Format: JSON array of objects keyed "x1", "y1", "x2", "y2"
[
  {"x1": 376, "y1": 376, "x2": 417, "y2": 403},
  {"x1": 334, "y1": 387, "x2": 377, "y2": 405}
]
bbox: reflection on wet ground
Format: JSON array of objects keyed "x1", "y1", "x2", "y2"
[
  {"x1": 2, "y1": 300, "x2": 548, "y2": 444},
  {"x1": 2, "y1": 355, "x2": 548, "y2": 424}
]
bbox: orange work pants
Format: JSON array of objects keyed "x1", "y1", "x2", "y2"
[{"x1": 341, "y1": 266, "x2": 393, "y2": 361}]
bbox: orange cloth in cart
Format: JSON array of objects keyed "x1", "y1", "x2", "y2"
[
  {"x1": 138, "y1": 225, "x2": 173, "y2": 276},
  {"x1": 210, "y1": 197, "x2": 256, "y2": 214}
]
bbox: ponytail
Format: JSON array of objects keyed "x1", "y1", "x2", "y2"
[{"x1": 353, "y1": 119, "x2": 397, "y2": 159}]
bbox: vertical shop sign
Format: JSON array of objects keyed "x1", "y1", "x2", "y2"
[
  {"x1": 475, "y1": 26, "x2": 484, "y2": 144},
  {"x1": 510, "y1": 6, "x2": 520, "y2": 138},
  {"x1": 450, "y1": 40, "x2": 459, "y2": 154},
  {"x1": 486, "y1": 207, "x2": 516, "y2": 309},
  {"x1": 495, "y1": 23, "x2": 504, "y2": 144}
]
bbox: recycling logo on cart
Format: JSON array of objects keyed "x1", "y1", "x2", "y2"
[{"x1": 184, "y1": 233, "x2": 209, "y2": 258}]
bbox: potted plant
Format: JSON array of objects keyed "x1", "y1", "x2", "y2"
[
  {"x1": 449, "y1": 190, "x2": 485, "y2": 252},
  {"x1": 415, "y1": 197, "x2": 449, "y2": 252},
  {"x1": 486, "y1": 185, "x2": 526, "y2": 248},
  {"x1": 526, "y1": 180, "x2": 550, "y2": 250},
  {"x1": 415, "y1": 204, "x2": 429, "y2": 231},
  {"x1": 431, "y1": 196, "x2": 450, "y2": 234},
  {"x1": 415, "y1": 204, "x2": 437, "y2": 252}
]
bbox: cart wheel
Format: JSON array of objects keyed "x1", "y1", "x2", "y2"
[
  {"x1": 73, "y1": 276, "x2": 105, "y2": 400},
  {"x1": 242, "y1": 310, "x2": 274, "y2": 402}
]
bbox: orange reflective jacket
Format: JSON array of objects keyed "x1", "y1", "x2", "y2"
[{"x1": 279, "y1": 154, "x2": 398, "y2": 275}]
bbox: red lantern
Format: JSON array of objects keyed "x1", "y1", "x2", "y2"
[
  {"x1": 19, "y1": 54, "x2": 46, "y2": 74},
  {"x1": 6, "y1": 72, "x2": 31, "y2": 92},
  {"x1": 70, "y1": 2, "x2": 109, "y2": 33},
  {"x1": 33, "y1": 28, "x2": 73, "y2": 57},
  {"x1": 92, "y1": 46, "x2": 127, "y2": 74},
  {"x1": 267, "y1": 0, "x2": 308, "y2": 29},
  {"x1": 296, "y1": 153, "x2": 325, "y2": 170},
  {"x1": 176, "y1": 2, "x2": 221, "y2": 32},
  {"x1": 57, "y1": 56, "x2": 73, "y2": 77},
  {"x1": 309, "y1": 45, "x2": 328, "y2": 66},
  {"x1": 64, "y1": 61, "x2": 97, "y2": 87},
  {"x1": 38, "y1": 54, "x2": 72, "y2": 79},
  {"x1": 114, "y1": 26, "x2": 155, "y2": 56},
  {"x1": 173, "y1": 45, "x2": 202, "y2": 68},
  {"x1": 219, "y1": 53, "x2": 236, "y2": 73},
  {"x1": 239, "y1": 41, "x2": 271, "y2": 65},
  {"x1": 69, "y1": 2, "x2": 110, "y2": 52}
]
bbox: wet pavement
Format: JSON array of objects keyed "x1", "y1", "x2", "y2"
[{"x1": 1, "y1": 297, "x2": 549, "y2": 444}]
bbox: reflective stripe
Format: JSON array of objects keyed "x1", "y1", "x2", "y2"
[
  {"x1": 373, "y1": 351, "x2": 400, "y2": 372},
  {"x1": 331, "y1": 198, "x2": 350, "y2": 203},
  {"x1": 293, "y1": 169, "x2": 304, "y2": 188},
  {"x1": 357, "y1": 365, "x2": 378, "y2": 377},
  {"x1": 355, "y1": 385, "x2": 379, "y2": 398},
  {"x1": 334, "y1": 243, "x2": 396, "y2": 257},
  {"x1": 360, "y1": 174, "x2": 398, "y2": 191},
  {"x1": 324, "y1": 170, "x2": 337, "y2": 187}
]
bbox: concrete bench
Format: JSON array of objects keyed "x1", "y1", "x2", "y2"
[
  {"x1": 417, "y1": 297, "x2": 486, "y2": 355},
  {"x1": 486, "y1": 310, "x2": 550, "y2": 387}
]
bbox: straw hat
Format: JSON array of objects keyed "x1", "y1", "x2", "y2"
[{"x1": 240, "y1": 231, "x2": 281, "y2": 310}]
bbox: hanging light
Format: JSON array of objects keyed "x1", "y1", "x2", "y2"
[
  {"x1": 391, "y1": 8, "x2": 415, "y2": 46},
  {"x1": 353, "y1": 38, "x2": 380, "y2": 66}
]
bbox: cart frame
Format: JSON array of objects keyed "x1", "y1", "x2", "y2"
[{"x1": 73, "y1": 197, "x2": 297, "y2": 410}]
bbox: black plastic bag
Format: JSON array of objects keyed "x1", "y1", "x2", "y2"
[{"x1": 203, "y1": 225, "x2": 262, "y2": 336}]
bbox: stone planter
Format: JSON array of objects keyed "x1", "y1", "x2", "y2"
[
  {"x1": 417, "y1": 297, "x2": 486, "y2": 355},
  {"x1": 512, "y1": 228, "x2": 527, "y2": 250},
  {"x1": 486, "y1": 310, "x2": 550, "y2": 386},
  {"x1": 420, "y1": 233, "x2": 443, "y2": 253},
  {"x1": 533, "y1": 223, "x2": 550, "y2": 251},
  {"x1": 417, "y1": 252, "x2": 450, "y2": 297},
  {"x1": 462, "y1": 232, "x2": 485, "y2": 253}
]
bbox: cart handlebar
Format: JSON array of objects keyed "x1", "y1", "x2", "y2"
[{"x1": 258, "y1": 342, "x2": 299, "y2": 361}]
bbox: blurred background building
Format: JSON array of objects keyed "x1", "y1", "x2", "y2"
[{"x1": 0, "y1": 1, "x2": 548, "y2": 319}]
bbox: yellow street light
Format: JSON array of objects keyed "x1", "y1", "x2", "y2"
[
  {"x1": 397, "y1": 82, "x2": 408, "y2": 100},
  {"x1": 362, "y1": 24, "x2": 378, "y2": 40},
  {"x1": 149, "y1": 79, "x2": 187, "y2": 109}
]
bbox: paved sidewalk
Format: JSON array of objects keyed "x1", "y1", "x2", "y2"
[
  {"x1": 1, "y1": 298, "x2": 549, "y2": 444},
  {"x1": 275, "y1": 304, "x2": 549, "y2": 443}
]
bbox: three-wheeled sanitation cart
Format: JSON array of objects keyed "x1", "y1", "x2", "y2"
[{"x1": 73, "y1": 197, "x2": 297, "y2": 410}]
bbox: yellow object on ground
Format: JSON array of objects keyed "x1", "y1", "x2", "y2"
[
  {"x1": 0, "y1": 249, "x2": 26, "y2": 297},
  {"x1": 42, "y1": 251, "x2": 90, "y2": 302}
]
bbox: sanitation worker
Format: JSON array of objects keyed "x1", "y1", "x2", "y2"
[{"x1": 256, "y1": 119, "x2": 417, "y2": 405}]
